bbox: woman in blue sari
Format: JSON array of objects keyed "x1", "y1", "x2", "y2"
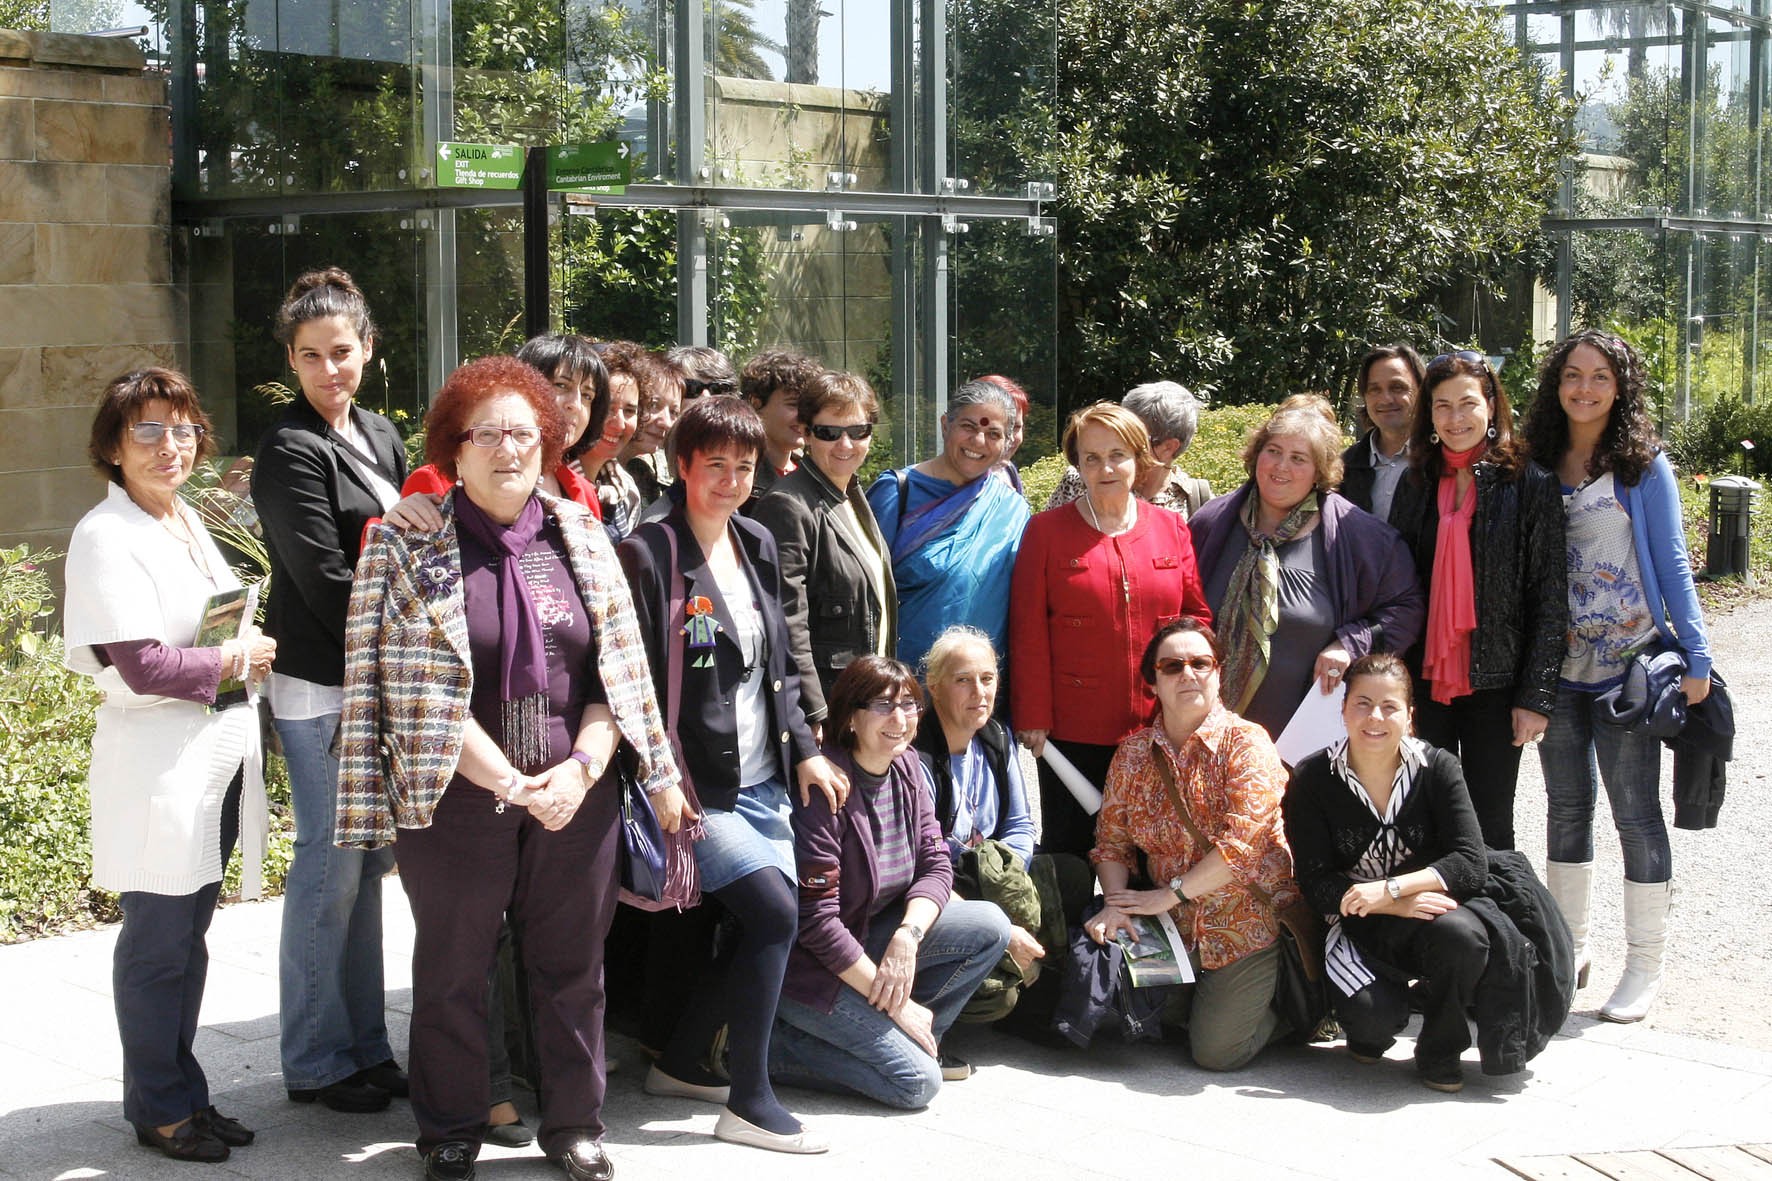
[{"x1": 867, "y1": 379, "x2": 1030, "y2": 666}]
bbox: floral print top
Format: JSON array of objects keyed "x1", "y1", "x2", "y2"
[
  {"x1": 1091, "y1": 708, "x2": 1299, "y2": 969},
  {"x1": 1561, "y1": 473, "x2": 1657, "y2": 691}
]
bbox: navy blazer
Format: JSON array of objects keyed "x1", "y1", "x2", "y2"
[
  {"x1": 618, "y1": 497, "x2": 821, "y2": 811},
  {"x1": 252, "y1": 396, "x2": 407, "y2": 686}
]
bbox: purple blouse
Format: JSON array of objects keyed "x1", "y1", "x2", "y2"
[{"x1": 94, "y1": 639, "x2": 222, "y2": 704}]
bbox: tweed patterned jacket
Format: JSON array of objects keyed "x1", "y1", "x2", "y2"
[{"x1": 334, "y1": 489, "x2": 680, "y2": 849}]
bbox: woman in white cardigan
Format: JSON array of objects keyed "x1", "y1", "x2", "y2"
[{"x1": 63, "y1": 369, "x2": 277, "y2": 1164}]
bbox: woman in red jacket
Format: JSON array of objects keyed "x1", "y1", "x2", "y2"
[{"x1": 1010, "y1": 402, "x2": 1211, "y2": 856}]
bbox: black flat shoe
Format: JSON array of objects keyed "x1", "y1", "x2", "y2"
[
  {"x1": 424, "y1": 1141, "x2": 477, "y2": 1181},
  {"x1": 288, "y1": 1077, "x2": 392, "y2": 1112},
  {"x1": 134, "y1": 1119, "x2": 230, "y2": 1162},
  {"x1": 193, "y1": 1105, "x2": 255, "y2": 1146},
  {"x1": 551, "y1": 1136, "x2": 613, "y2": 1181},
  {"x1": 357, "y1": 1057, "x2": 410, "y2": 1098}
]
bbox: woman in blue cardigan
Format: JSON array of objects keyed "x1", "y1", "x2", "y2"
[{"x1": 1523, "y1": 329, "x2": 1712, "y2": 1024}]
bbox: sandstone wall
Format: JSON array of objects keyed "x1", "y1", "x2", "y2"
[{"x1": 0, "y1": 29, "x2": 180, "y2": 556}]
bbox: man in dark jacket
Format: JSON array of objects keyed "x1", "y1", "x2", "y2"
[{"x1": 1340, "y1": 344, "x2": 1424, "y2": 521}]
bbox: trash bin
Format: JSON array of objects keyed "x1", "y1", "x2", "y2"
[{"x1": 1706, "y1": 475, "x2": 1760, "y2": 583}]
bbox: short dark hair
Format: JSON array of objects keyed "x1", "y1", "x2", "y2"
[
  {"x1": 798, "y1": 369, "x2": 879, "y2": 427},
  {"x1": 424, "y1": 356, "x2": 567, "y2": 480},
  {"x1": 1140, "y1": 617, "x2": 1223, "y2": 686},
  {"x1": 825, "y1": 655, "x2": 926, "y2": 751},
  {"x1": 517, "y1": 334, "x2": 609, "y2": 460},
  {"x1": 1343, "y1": 652, "x2": 1413, "y2": 708},
  {"x1": 666, "y1": 345, "x2": 737, "y2": 396},
  {"x1": 274, "y1": 267, "x2": 375, "y2": 347},
  {"x1": 742, "y1": 349, "x2": 824, "y2": 410},
  {"x1": 1356, "y1": 345, "x2": 1425, "y2": 403},
  {"x1": 89, "y1": 368, "x2": 218, "y2": 486},
  {"x1": 670, "y1": 393, "x2": 766, "y2": 475}
]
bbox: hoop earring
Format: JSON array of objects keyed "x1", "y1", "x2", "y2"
[
  {"x1": 1429, "y1": 431, "x2": 1440, "y2": 445},
  {"x1": 1487, "y1": 425, "x2": 1498, "y2": 440}
]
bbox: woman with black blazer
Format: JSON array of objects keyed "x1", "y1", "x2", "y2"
[
  {"x1": 1387, "y1": 352, "x2": 1566, "y2": 850},
  {"x1": 617, "y1": 396, "x2": 845, "y2": 1155},
  {"x1": 251, "y1": 268, "x2": 409, "y2": 1115},
  {"x1": 751, "y1": 370, "x2": 897, "y2": 730}
]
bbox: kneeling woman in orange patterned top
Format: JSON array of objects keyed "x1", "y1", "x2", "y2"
[{"x1": 1088, "y1": 617, "x2": 1301, "y2": 1071}]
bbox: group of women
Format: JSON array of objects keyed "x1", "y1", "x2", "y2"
[{"x1": 64, "y1": 256, "x2": 1713, "y2": 1173}]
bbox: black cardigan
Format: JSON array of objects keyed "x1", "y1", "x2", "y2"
[
  {"x1": 251, "y1": 397, "x2": 407, "y2": 686},
  {"x1": 750, "y1": 457, "x2": 897, "y2": 722},
  {"x1": 617, "y1": 498, "x2": 820, "y2": 811},
  {"x1": 1282, "y1": 744, "x2": 1486, "y2": 920}
]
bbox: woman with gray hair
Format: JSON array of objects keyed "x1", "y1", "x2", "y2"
[
  {"x1": 867, "y1": 379, "x2": 1030, "y2": 666},
  {"x1": 1045, "y1": 381, "x2": 1212, "y2": 518}
]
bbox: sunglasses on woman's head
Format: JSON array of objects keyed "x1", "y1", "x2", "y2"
[
  {"x1": 809, "y1": 423, "x2": 875, "y2": 442},
  {"x1": 1428, "y1": 350, "x2": 1488, "y2": 371},
  {"x1": 1155, "y1": 656, "x2": 1218, "y2": 677}
]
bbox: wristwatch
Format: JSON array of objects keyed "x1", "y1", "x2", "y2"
[
  {"x1": 1168, "y1": 875, "x2": 1188, "y2": 902},
  {"x1": 568, "y1": 749, "x2": 604, "y2": 778},
  {"x1": 1385, "y1": 877, "x2": 1402, "y2": 901},
  {"x1": 900, "y1": 922, "x2": 926, "y2": 944}
]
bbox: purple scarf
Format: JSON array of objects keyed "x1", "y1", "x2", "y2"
[{"x1": 456, "y1": 492, "x2": 551, "y2": 767}]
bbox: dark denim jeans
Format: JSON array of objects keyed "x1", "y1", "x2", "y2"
[{"x1": 1538, "y1": 684, "x2": 1671, "y2": 883}]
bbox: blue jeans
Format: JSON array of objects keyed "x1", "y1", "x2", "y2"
[
  {"x1": 1539, "y1": 685, "x2": 1671, "y2": 883},
  {"x1": 275, "y1": 713, "x2": 396, "y2": 1089},
  {"x1": 769, "y1": 898, "x2": 1010, "y2": 1109}
]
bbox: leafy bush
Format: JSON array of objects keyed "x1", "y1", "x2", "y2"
[
  {"x1": 0, "y1": 546, "x2": 103, "y2": 940},
  {"x1": 1666, "y1": 395, "x2": 1772, "y2": 479}
]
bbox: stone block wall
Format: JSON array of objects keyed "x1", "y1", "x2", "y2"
[{"x1": 0, "y1": 29, "x2": 181, "y2": 557}]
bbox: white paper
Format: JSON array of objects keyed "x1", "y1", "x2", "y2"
[
  {"x1": 1273, "y1": 680, "x2": 1346, "y2": 767},
  {"x1": 1040, "y1": 743, "x2": 1104, "y2": 815}
]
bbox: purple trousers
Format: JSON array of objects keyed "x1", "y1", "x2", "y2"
[{"x1": 394, "y1": 774, "x2": 620, "y2": 1156}]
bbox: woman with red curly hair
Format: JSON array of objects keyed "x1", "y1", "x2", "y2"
[{"x1": 335, "y1": 356, "x2": 689, "y2": 1181}]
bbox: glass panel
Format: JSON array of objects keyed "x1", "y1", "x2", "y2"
[
  {"x1": 1525, "y1": 13, "x2": 1562, "y2": 51},
  {"x1": 557, "y1": 207, "x2": 683, "y2": 346},
  {"x1": 703, "y1": 0, "x2": 895, "y2": 191},
  {"x1": 185, "y1": 213, "x2": 428, "y2": 454},
  {"x1": 950, "y1": 218, "x2": 1056, "y2": 458},
  {"x1": 950, "y1": 0, "x2": 1056, "y2": 198},
  {"x1": 1702, "y1": 14, "x2": 1756, "y2": 218}
]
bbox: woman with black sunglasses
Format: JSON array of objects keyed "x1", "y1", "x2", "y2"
[
  {"x1": 751, "y1": 370, "x2": 898, "y2": 734},
  {"x1": 1387, "y1": 351, "x2": 1566, "y2": 852}
]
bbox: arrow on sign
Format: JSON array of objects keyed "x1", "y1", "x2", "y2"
[
  {"x1": 617, "y1": 142, "x2": 630, "y2": 158},
  {"x1": 439, "y1": 144, "x2": 452, "y2": 160}
]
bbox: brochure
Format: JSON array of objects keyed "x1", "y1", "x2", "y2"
[
  {"x1": 1116, "y1": 909, "x2": 1196, "y2": 987},
  {"x1": 195, "y1": 584, "x2": 258, "y2": 712}
]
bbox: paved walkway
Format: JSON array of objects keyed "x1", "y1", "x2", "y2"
[{"x1": 2, "y1": 881, "x2": 1770, "y2": 1180}]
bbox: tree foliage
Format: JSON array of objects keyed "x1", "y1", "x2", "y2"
[{"x1": 970, "y1": 0, "x2": 1573, "y2": 407}]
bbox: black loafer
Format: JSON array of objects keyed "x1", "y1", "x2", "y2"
[
  {"x1": 288, "y1": 1077, "x2": 392, "y2": 1112},
  {"x1": 357, "y1": 1057, "x2": 410, "y2": 1097},
  {"x1": 551, "y1": 1137, "x2": 613, "y2": 1181},
  {"x1": 134, "y1": 1119, "x2": 230, "y2": 1162},
  {"x1": 424, "y1": 1141, "x2": 477, "y2": 1181},
  {"x1": 193, "y1": 1105, "x2": 255, "y2": 1146}
]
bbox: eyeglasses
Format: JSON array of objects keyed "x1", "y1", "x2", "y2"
[
  {"x1": 809, "y1": 422, "x2": 876, "y2": 443},
  {"x1": 1154, "y1": 656, "x2": 1218, "y2": 677},
  {"x1": 1428, "y1": 350, "x2": 1488, "y2": 370},
  {"x1": 457, "y1": 425, "x2": 543, "y2": 448},
  {"x1": 684, "y1": 378, "x2": 737, "y2": 398},
  {"x1": 129, "y1": 421, "x2": 206, "y2": 446},
  {"x1": 862, "y1": 697, "x2": 923, "y2": 717}
]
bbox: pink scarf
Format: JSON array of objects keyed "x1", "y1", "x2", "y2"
[{"x1": 1422, "y1": 444, "x2": 1484, "y2": 705}]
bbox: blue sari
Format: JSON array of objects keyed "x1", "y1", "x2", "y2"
[{"x1": 867, "y1": 466, "x2": 1029, "y2": 666}]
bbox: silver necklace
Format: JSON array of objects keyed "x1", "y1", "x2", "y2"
[{"x1": 1082, "y1": 493, "x2": 1136, "y2": 536}]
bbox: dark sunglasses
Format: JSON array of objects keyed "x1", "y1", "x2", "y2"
[
  {"x1": 1428, "y1": 349, "x2": 1489, "y2": 370},
  {"x1": 1155, "y1": 656, "x2": 1218, "y2": 677},
  {"x1": 684, "y1": 378, "x2": 737, "y2": 398},
  {"x1": 808, "y1": 422, "x2": 876, "y2": 442}
]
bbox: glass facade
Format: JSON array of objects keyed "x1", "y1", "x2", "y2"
[
  {"x1": 1505, "y1": 0, "x2": 1772, "y2": 417},
  {"x1": 118, "y1": 0, "x2": 1056, "y2": 462}
]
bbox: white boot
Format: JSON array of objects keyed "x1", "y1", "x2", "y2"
[
  {"x1": 1544, "y1": 860, "x2": 1594, "y2": 989},
  {"x1": 1600, "y1": 879, "x2": 1671, "y2": 1024}
]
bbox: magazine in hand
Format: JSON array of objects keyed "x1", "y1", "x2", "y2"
[
  {"x1": 195, "y1": 584, "x2": 258, "y2": 712},
  {"x1": 1116, "y1": 909, "x2": 1196, "y2": 986}
]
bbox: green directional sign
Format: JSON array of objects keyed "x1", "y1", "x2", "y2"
[
  {"x1": 436, "y1": 141, "x2": 522, "y2": 189},
  {"x1": 547, "y1": 141, "x2": 632, "y2": 193}
]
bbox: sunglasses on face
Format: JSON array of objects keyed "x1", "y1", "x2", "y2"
[
  {"x1": 808, "y1": 422, "x2": 876, "y2": 442},
  {"x1": 861, "y1": 697, "x2": 922, "y2": 716},
  {"x1": 129, "y1": 421, "x2": 206, "y2": 446},
  {"x1": 684, "y1": 378, "x2": 737, "y2": 398},
  {"x1": 1154, "y1": 656, "x2": 1218, "y2": 677}
]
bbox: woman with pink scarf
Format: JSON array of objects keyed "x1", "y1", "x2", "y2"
[{"x1": 1388, "y1": 352, "x2": 1567, "y2": 851}]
